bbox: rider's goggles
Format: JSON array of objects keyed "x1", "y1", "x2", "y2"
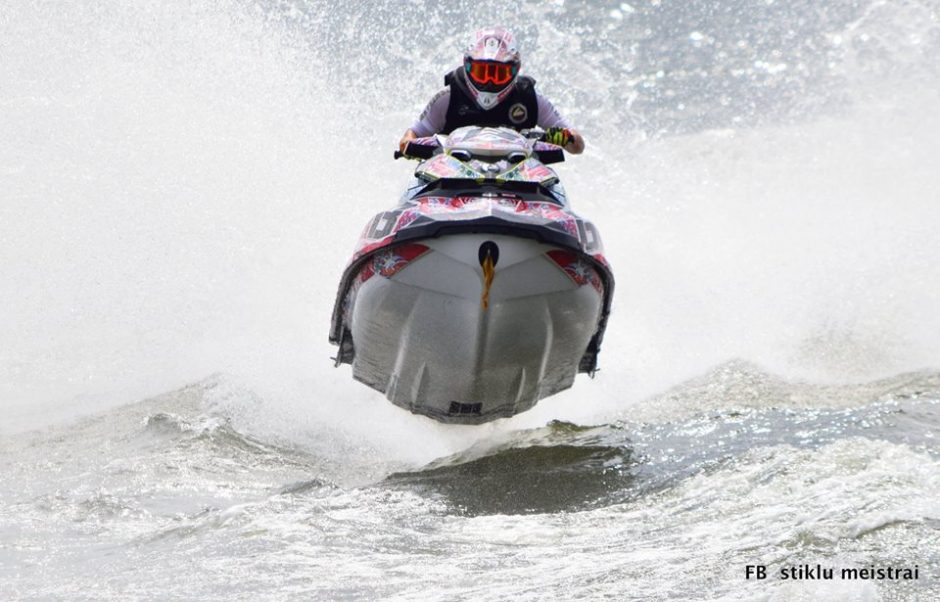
[{"x1": 465, "y1": 59, "x2": 518, "y2": 88}]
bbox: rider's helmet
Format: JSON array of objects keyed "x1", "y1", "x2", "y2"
[{"x1": 462, "y1": 27, "x2": 521, "y2": 110}]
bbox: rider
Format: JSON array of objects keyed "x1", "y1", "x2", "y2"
[{"x1": 399, "y1": 27, "x2": 585, "y2": 155}]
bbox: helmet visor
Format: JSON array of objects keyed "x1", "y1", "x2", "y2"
[{"x1": 465, "y1": 59, "x2": 518, "y2": 91}]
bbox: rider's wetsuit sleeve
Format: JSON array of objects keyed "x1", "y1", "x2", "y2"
[
  {"x1": 409, "y1": 89, "x2": 451, "y2": 137},
  {"x1": 536, "y1": 93, "x2": 573, "y2": 129}
]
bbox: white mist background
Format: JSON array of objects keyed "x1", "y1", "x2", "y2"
[{"x1": 2, "y1": 1, "x2": 938, "y2": 446}]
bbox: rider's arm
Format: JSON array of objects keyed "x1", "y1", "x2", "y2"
[
  {"x1": 536, "y1": 93, "x2": 585, "y2": 154},
  {"x1": 400, "y1": 89, "x2": 451, "y2": 151}
]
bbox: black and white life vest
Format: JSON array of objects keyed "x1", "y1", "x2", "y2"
[{"x1": 441, "y1": 67, "x2": 539, "y2": 134}]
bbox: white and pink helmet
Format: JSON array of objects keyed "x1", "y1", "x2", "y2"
[{"x1": 462, "y1": 27, "x2": 522, "y2": 110}]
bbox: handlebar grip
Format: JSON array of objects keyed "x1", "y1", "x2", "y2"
[{"x1": 394, "y1": 151, "x2": 404, "y2": 160}]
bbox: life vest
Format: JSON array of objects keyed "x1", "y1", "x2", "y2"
[{"x1": 442, "y1": 67, "x2": 539, "y2": 134}]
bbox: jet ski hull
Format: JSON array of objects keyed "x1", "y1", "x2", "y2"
[{"x1": 344, "y1": 234, "x2": 603, "y2": 423}]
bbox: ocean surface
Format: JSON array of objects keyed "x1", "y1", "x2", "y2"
[{"x1": 2, "y1": 1, "x2": 939, "y2": 600}]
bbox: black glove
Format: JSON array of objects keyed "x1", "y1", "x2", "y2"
[{"x1": 542, "y1": 127, "x2": 572, "y2": 147}]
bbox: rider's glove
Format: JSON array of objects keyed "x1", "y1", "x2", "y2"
[{"x1": 543, "y1": 127, "x2": 572, "y2": 148}]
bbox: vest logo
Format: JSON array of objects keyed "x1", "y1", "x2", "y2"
[
  {"x1": 458, "y1": 104, "x2": 470, "y2": 116},
  {"x1": 508, "y1": 103, "x2": 528, "y2": 124}
]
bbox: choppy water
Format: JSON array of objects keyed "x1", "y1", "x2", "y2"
[
  {"x1": 2, "y1": 367, "x2": 939, "y2": 600},
  {"x1": 2, "y1": 0, "x2": 940, "y2": 600}
]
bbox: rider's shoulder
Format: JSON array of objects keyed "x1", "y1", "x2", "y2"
[
  {"x1": 429, "y1": 87, "x2": 450, "y2": 102},
  {"x1": 517, "y1": 74, "x2": 536, "y2": 89}
]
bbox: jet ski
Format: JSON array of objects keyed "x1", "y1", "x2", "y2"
[{"x1": 329, "y1": 126, "x2": 614, "y2": 424}]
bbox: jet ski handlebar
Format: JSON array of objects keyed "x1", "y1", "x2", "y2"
[{"x1": 394, "y1": 143, "x2": 436, "y2": 160}]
